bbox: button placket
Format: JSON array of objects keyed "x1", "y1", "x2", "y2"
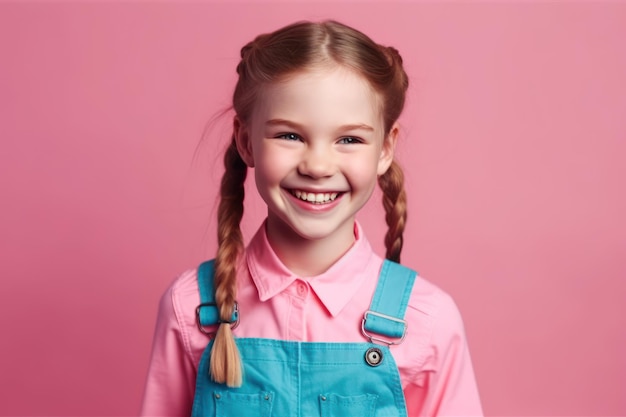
[{"x1": 287, "y1": 280, "x2": 309, "y2": 340}]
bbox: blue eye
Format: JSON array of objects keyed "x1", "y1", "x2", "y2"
[
  {"x1": 338, "y1": 136, "x2": 362, "y2": 144},
  {"x1": 276, "y1": 133, "x2": 301, "y2": 141}
]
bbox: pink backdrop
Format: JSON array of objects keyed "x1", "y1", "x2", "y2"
[{"x1": 1, "y1": 2, "x2": 625, "y2": 416}]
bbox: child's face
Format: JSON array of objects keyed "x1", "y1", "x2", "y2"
[{"x1": 235, "y1": 66, "x2": 396, "y2": 249}]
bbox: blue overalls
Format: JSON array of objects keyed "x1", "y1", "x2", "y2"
[{"x1": 191, "y1": 259, "x2": 416, "y2": 417}]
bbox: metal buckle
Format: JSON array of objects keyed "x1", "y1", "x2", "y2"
[
  {"x1": 195, "y1": 302, "x2": 239, "y2": 336},
  {"x1": 361, "y1": 310, "x2": 407, "y2": 346}
]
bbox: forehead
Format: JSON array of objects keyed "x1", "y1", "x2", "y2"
[{"x1": 252, "y1": 66, "x2": 383, "y2": 130}]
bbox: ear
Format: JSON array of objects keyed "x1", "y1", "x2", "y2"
[
  {"x1": 233, "y1": 116, "x2": 254, "y2": 167},
  {"x1": 377, "y1": 123, "x2": 399, "y2": 175}
]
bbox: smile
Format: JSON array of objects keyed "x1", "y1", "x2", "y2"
[{"x1": 290, "y1": 190, "x2": 340, "y2": 204}]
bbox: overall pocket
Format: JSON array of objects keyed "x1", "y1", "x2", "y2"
[
  {"x1": 213, "y1": 391, "x2": 274, "y2": 417},
  {"x1": 319, "y1": 393, "x2": 378, "y2": 417}
]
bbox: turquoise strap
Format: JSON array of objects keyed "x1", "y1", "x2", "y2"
[
  {"x1": 197, "y1": 259, "x2": 237, "y2": 326},
  {"x1": 363, "y1": 260, "x2": 417, "y2": 340},
  {"x1": 198, "y1": 258, "x2": 414, "y2": 337}
]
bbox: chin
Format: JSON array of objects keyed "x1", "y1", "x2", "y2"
[{"x1": 287, "y1": 219, "x2": 355, "y2": 243}]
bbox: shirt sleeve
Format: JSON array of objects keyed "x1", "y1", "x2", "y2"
[
  {"x1": 405, "y1": 292, "x2": 483, "y2": 417},
  {"x1": 140, "y1": 281, "x2": 197, "y2": 417}
]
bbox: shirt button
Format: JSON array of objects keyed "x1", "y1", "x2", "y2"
[{"x1": 297, "y1": 282, "x2": 306, "y2": 295}]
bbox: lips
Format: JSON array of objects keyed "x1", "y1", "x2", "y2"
[{"x1": 289, "y1": 189, "x2": 340, "y2": 204}]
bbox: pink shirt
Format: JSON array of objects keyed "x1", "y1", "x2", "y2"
[{"x1": 140, "y1": 222, "x2": 482, "y2": 416}]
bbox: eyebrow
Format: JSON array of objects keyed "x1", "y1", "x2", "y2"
[{"x1": 265, "y1": 118, "x2": 375, "y2": 132}]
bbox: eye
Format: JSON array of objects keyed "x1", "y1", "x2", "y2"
[
  {"x1": 276, "y1": 133, "x2": 302, "y2": 141},
  {"x1": 337, "y1": 136, "x2": 363, "y2": 144}
]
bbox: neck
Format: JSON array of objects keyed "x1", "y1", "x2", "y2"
[{"x1": 265, "y1": 219, "x2": 356, "y2": 278}]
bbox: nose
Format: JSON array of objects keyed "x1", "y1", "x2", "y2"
[{"x1": 297, "y1": 144, "x2": 335, "y2": 179}]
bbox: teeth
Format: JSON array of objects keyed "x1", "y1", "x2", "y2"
[{"x1": 292, "y1": 190, "x2": 339, "y2": 204}]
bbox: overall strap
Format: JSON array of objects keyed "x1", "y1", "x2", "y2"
[
  {"x1": 362, "y1": 260, "x2": 417, "y2": 344},
  {"x1": 196, "y1": 259, "x2": 238, "y2": 331}
]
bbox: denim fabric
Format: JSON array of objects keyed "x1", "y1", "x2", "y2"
[{"x1": 191, "y1": 338, "x2": 407, "y2": 417}]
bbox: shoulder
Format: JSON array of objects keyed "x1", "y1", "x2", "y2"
[
  {"x1": 403, "y1": 272, "x2": 469, "y2": 367},
  {"x1": 408, "y1": 274, "x2": 463, "y2": 327},
  {"x1": 154, "y1": 268, "x2": 204, "y2": 359},
  {"x1": 159, "y1": 268, "x2": 201, "y2": 319},
  {"x1": 382, "y1": 261, "x2": 460, "y2": 324}
]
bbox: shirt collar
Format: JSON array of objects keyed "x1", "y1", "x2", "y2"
[{"x1": 245, "y1": 221, "x2": 377, "y2": 317}]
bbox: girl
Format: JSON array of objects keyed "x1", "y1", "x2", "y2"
[{"x1": 141, "y1": 20, "x2": 482, "y2": 417}]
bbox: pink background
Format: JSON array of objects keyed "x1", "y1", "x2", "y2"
[{"x1": 1, "y1": 2, "x2": 625, "y2": 416}]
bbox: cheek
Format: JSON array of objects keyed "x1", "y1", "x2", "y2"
[
  {"x1": 344, "y1": 157, "x2": 380, "y2": 190},
  {"x1": 255, "y1": 147, "x2": 291, "y2": 184}
]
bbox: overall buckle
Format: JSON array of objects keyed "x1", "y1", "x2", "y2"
[
  {"x1": 195, "y1": 302, "x2": 239, "y2": 336},
  {"x1": 361, "y1": 310, "x2": 407, "y2": 345}
]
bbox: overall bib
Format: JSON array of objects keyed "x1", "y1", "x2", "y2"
[{"x1": 191, "y1": 260, "x2": 416, "y2": 417}]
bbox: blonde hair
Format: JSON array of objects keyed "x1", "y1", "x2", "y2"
[{"x1": 210, "y1": 20, "x2": 409, "y2": 387}]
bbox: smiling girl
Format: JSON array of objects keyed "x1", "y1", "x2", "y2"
[{"x1": 141, "y1": 20, "x2": 482, "y2": 417}]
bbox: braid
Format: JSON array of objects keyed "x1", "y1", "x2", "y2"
[
  {"x1": 378, "y1": 160, "x2": 407, "y2": 263},
  {"x1": 377, "y1": 46, "x2": 409, "y2": 132},
  {"x1": 210, "y1": 137, "x2": 247, "y2": 387}
]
